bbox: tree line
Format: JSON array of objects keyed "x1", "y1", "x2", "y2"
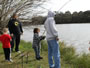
[
  {"x1": 55, "y1": 10, "x2": 90, "y2": 24},
  {"x1": 30, "y1": 10, "x2": 90, "y2": 24}
]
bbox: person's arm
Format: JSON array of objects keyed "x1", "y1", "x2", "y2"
[
  {"x1": 19, "y1": 22, "x2": 23, "y2": 34},
  {"x1": 39, "y1": 36, "x2": 46, "y2": 40},
  {"x1": 0, "y1": 36, "x2": 2, "y2": 42},
  {"x1": 7, "y1": 35, "x2": 12, "y2": 41},
  {"x1": 34, "y1": 34, "x2": 45, "y2": 42},
  {"x1": 8, "y1": 20, "x2": 13, "y2": 34},
  {"x1": 49, "y1": 18, "x2": 58, "y2": 39}
]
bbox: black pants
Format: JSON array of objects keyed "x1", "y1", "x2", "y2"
[
  {"x1": 3, "y1": 48, "x2": 11, "y2": 60},
  {"x1": 11, "y1": 34, "x2": 20, "y2": 52}
]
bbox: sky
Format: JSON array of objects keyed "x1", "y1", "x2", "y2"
[{"x1": 43, "y1": 0, "x2": 90, "y2": 13}]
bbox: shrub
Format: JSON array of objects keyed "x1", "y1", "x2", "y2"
[{"x1": 41, "y1": 40, "x2": 48, "y2": 51}]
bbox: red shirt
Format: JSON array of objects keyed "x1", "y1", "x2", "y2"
[{"x1": 0, "y1": 34, "x2": 11, "y2": 48}]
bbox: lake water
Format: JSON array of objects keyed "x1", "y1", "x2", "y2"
[{"x1": 21, "y1": 24, "x2": 90, "y2": 54}]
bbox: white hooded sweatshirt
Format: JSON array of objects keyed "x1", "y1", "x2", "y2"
[{"x1": 44, "y1": 11, "x2": 58, "y2": 40}]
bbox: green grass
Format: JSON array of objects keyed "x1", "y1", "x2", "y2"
[
  {"x1": 0, "y1": 40, "x2": 90, "y2": 68},
  {"x1": 59, "y1": 41, "x2": 90, "y2": 68},
  {"x1": 0, "y1": 40, "x2": 49, "y2": 68}
]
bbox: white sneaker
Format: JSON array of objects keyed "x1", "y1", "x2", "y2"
[
  {"x1": 17, "y1": 51, "x2": 21, "y2": 53},
  {"x1": 9, "y1": 59, "x2": 13, "y2": 62}
]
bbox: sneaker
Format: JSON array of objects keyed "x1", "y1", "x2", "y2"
[
  {"x1": 16, "y1": 51, "x2": 21, "y2": 53},
  {"x1": 6, "y1": 59, "x2": 13, "y2": 62},
  {"x1": 9, "y1": 59, "x2": 13, "y2": 62},
  {"x1": 36, "y1": 58, "x2": 40, "y2": 60},
  {"x1": 39, "y1": 57, "x2": 43, "y2": 59}
]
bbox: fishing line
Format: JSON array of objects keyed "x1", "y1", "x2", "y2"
[
  {"x1": 58, "y1": 0, "x2": 72, "y2": 12},
  {"x1": 32, "y1": 0, "x2": 72, "y2": 36}
]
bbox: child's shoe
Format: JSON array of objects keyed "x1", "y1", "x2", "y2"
[
  {"x1": 36, "y1": 58, "x2": 40, "y2": 60},
  {"x1": 39, "y1": 57, "x2": 43, "y2": 59},
  {"x1": 9, "y1": 59, "x2": 13, "y2": 62},
  {"x1": 16, "y1": 51, "x2": 21, "y2": 53}
]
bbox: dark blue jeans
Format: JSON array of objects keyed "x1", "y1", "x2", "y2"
[{"x1": 33, "y1": 46, "x2": 40, "y2": 58}]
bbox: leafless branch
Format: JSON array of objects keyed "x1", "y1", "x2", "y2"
[{"x1": 0, "y1": 0, "x2": 47, "y2": 27}]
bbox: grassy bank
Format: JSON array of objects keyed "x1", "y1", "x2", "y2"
[{"x1": 0, "y1": 40, "x2": 90, "y2": 68}]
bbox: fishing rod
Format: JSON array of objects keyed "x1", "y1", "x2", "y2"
[
  {"x1": 26, "y1": 0, "x2": 72, "y2": 36},
  {"x1": 58, "y1": 0, "x2": 72, "y2": 12},
  {"x1": 39, "y1": 0, "x2": 73, "y2": 54},
  {"x1": 42, "y1": 0, "x2": 72, "y2": 36}
]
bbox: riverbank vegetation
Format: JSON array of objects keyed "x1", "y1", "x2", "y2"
[{"x1": 0, "y1": 40, "x2": 90, "y2": 68}]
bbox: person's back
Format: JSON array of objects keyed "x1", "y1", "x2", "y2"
[
  {"x1": 0, "y1": 34, "x2": 11, "y2": 48},
  {"x1": 0, "y1": 28, "x2": 12, "y2": 62},
  {"x1": 8, "y1": 18, "x2": 23, "y2": 35},
  {"x1": 44, "y1": 11, "x2": 60, "y2": 68},
  {"x1": 33, "y1": 33, "x2": 40, "y2": 48},
  {"x1": 44, "y1": 11, "x2": 58, "y2": 41}
]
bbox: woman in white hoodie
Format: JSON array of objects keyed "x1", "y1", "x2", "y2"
[{"x1": 44, "y1": 11, "x2": 60, "y2": 68}]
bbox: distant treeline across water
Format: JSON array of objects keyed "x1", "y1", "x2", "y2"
[
  {"x1": 55, "y1": 10, "x2": 90, "y2": 24},
  {"x1": 23, "y1": 10, "x2": 90, "y2": 25}
]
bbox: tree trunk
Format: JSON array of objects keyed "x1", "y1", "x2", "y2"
[{"x1": 0, "y1": 21, "x2": 3, "y2": 34}]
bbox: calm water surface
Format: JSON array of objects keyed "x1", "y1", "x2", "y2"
[{"x1": 21, "y1": 24, "x2": 90, "y2": 54}]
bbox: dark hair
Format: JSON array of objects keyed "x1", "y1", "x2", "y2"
[
  {"x1": 33, "y1": 28, "x2": 39, "y2": 33},
  {"x1": 12, "y1": 13, "x2": 17, "y2": 18}
]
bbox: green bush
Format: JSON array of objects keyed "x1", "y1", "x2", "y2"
[
  {"x1": 41, "y1": 40, "x2": 48, "y2": 51},
  {"x1": 59, "y1": 42, "x2": 76, "y2": 63},
  {"x1": 20, "y1": 40, "x2": 32, "y2": 51},
  {"x1": 71, "y1": 54, "x2": 90, "y2": 68},
  {"x1": 59, "y1": 41, "x2": 90, "y2": 68}
]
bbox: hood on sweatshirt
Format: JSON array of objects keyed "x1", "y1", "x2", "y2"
[{"x1": 47, "y1": 11, "x2": 55, "y2": 18}]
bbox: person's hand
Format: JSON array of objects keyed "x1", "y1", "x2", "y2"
[
  {"x1": 42, "y1": 36, "x2": 46, "y2": 39},
  {"x1": 56, "y1": 37, "x2": 59, "y2": 41},
  {"x1": 10, "y1": 34, "x2": 13, "y2": 37},
  {"x1": 89, "y1": 41, "x2": 90, "y2": 44},
  {"x1": 41, "y1": 36, "x2": 46, "y2": 40},
  {"x1": 89, "y1": 47, "x2": 90, "y2": 51},
  {"x1": 20, "y1": 32, "x2": 23, "y2": 35},
  {"x1": 10, "y1": 39, "x2": 12, "y2": 41}
]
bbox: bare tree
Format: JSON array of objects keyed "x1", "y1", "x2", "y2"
[{"x1": 0, "y1": 0, "x2": 46, "y2": 32}]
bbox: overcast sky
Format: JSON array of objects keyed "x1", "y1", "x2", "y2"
[{"x1": 43, "y1": 0, "x2": 90, "y2": 13}]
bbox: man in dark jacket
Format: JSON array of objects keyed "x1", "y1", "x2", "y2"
[{"x1": 8, "y1": 13, "x2": 23, "y2": 52}]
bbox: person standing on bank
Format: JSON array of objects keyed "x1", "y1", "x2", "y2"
[
  {"x1": 0, "y1": 28, "x2": 13, "y2": 62},
  {"x1": 8, "y1": 13, "x2": 23, "y2": 53},
  {"x1": 44, "y1": 11, "x2": 60, "y2": 68},
  {"x1": 32, "y1": 28, "x2": 45, "y2": 60}
]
